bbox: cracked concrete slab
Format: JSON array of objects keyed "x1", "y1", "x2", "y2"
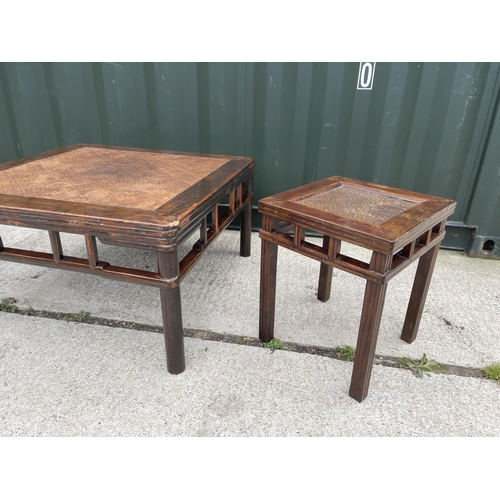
[{"x1": 1, "y1": 314, "x2": 499, "y2": 437}]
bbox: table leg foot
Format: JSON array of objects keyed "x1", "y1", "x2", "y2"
[
  {"x1": 240, "y1": 201, "x2": 252, "y2": 257},
  {"x1": 401, "y1": 244, "x2": 440, "y2": 344},
  {"x1": 160, "y1": 286, "x2": 185, "y2": 374},
  {"x1": 158, "y1": 250, "x2": 185, "y2": 374},
  {"x1": 317, "y1": 263, "x2": 333, "y2": 302},
  {"x1": 259, "y1": 235, "x2": 278, "y2": 343},
  {"x1": 349, "y1": 279, "x2": 388, "y2": 402}
]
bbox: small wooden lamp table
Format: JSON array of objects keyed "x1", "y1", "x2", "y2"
[{"x1": 258, "y1": 176, "x2": 456, "y2": 402}]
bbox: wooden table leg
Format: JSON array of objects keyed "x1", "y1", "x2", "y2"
[
  {"x1": 48, "y1": 230, "x2": 63, "y2": 263},
  {"x1": 240, "y1": 200, "x2": 252, "y2": 257},
  {"x1": 317, "y1": 235, "x2": 338, "y2": 302},
  {"x1": 349, "y1": 252, "x2": 391, "y2": 402},
  {"x1": 158, "y1": 250, "x2": 185, "y2": 374},
  {"x1": 401, "y1": 244, "x2": 440, "y2": 344},
  {"x1": 317, "y1": 263, "x2": 333, "y2": 302},
  {"x1": 259, "y1": 217, "x2": 278, "y2": 343}
]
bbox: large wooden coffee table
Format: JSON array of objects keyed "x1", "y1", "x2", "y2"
[{"x1": 0, "y1": 144, "x2": 254, "y2": 374}]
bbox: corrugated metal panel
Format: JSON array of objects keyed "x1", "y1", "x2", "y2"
[
  {"x1": 464, "y1": 83, "x2": 500, "y2": 257},
  {"x1": 247, "y1": 63, "x2": 499, "y2": 220},
  {"x1": 0, "y1": 62, "x2": 249, "y2": 156},
  {"x1": 1, "y1": 62, "x2": 499, "y2": 254}
]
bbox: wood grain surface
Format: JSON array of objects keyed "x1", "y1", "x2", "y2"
[
  {"x1": 0, "y1": 146, "x2": 229, "y2": 210},
  {"x1": 299, "y1": 185, "x2": 417, "y2": 225}
]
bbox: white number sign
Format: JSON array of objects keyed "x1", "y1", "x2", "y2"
[{"x1": 357, "y1": 62, "x2": 376, "y2": 90}]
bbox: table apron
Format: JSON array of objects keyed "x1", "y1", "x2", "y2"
[
  {"x1": 0, "y1": 247, "x2": 178, "y2": 288},
  {"x1": 259, "y1": 227, "x2": 446, "y2": 284}
]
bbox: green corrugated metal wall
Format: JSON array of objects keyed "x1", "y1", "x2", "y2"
[{"x1": 1, "y1": 62, "x2": 499, "y2": 256}]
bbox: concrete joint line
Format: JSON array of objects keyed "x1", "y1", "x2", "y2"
[{"x1": 0, "y1": 307, "x2": 489, "y2": 380}]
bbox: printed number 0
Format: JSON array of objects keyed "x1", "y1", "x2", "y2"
[{"x1": 360, "y1": 63, "x2": 373, "y2": 88}]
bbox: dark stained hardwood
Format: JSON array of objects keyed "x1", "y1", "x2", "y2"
[
  {"x1": 0, "y1": 145, "x2": 255, "y2": 250},
  {"x1": 240, "y1": 176, "x2": 253, "y2": 258},
  {"x1": 317, "y1": 263, "x2": 333, "y2": 303},
  {"x1": 240, "y1": 201, "x2": 252, "y2": 257},
  {"x1": 401, "y1": 243, "x2": 441, "y2": 344},
  {"x1": 200, "y1": 217, "x2": 208, "y2": 246},
  {"x1": 259, "y1": 215, "x2": 279, "y2": 343},
  {"x1": 259, "y1": 229, "x2": 379, "y2": 283},
  {"x1": 0, "y1": 246, "x2": 173, "y2": 288},
  {"x1": 258, "y1": 176, "x2": 456, "y2": 402},
  {"x1": 48, "y1": 230, "x2": 63, "y2": 263},
  {"x1": 85, "y1": 235, "x2": 99, "y2": 270},
  {"x1": 0, "y1": 144, "x2": 255, "y2": 375},
  {"x1": 317, "y1": 236, "x2": 340, "y2": 302},
  {"x1": 349, "y1": 252, "x2": 392, "y2": 402},
  {"x1": 259, "y1": 176, "x2": 455, "y2": 254},
  {"x1": 158, "y1": 250, "x2": 185, "y2": 374}
]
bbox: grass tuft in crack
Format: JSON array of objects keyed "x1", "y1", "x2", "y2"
[
  {"x1": 399, "y1": 353, "x2": 442, "y2": 378},
  {"x1": 263, "y1": 338, "x2": 284, "y2": 352},
  {"x1": 65, "y1": 311, "x2": 95, "y2": 323},
  {"x1": 483, "y1": 363, "x2": 500, "y2": 382},
  {"x1": 1, "y1": 298, "x2": 34, "y2": 315},
  {"x1": 334, "y1": 345, "x2": 356, "y2": 362},
  {"x1": 0, "y1": 297, "x2": 19, "y2": 313}
]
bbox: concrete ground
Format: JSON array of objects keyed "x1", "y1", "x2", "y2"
[{"x1": 1, "y1": 225, "x2": 499, "y2": 436}]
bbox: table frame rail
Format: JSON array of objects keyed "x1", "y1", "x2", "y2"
[{"x1": 0, "y1": 178, "x2": 253, "y2": 290}]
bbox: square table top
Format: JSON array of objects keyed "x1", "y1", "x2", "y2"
[
  {"x1": 259, "y1": 176, "x2": 456, "y2": 252},
  {"x1": 0, "y1": 144, "x2": 254, "y2": 229}
]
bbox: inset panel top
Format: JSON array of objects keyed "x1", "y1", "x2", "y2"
[
  {"x1": 299, "y1": 185, "x2": 416, "y2": 226},
  {"x1": 0, "y1": 146, "x2": 229, "y2": 211}
]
